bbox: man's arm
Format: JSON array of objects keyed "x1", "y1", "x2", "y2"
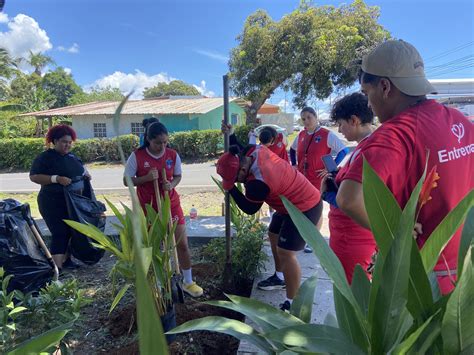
[{"x1": 336, "y1": 179, "x2": 371, "y2": 230}]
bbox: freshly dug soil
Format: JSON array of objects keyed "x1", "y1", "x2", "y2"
[{"x1": 68, "y1": 255, "x2": 253, "y2": 355}]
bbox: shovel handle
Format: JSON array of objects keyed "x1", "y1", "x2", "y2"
[
  {"x1": 162, "y1": 168, "x2": 181, "y2": 275},
  {"x1": 30, "y1": 222, "x2": 59, "y2": 281}
]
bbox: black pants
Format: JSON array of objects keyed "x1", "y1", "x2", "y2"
[{"x1": 38, "y1": 191, "x2": 71, "y2": 255}]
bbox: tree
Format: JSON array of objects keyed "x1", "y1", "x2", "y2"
[
  {"x1": 68, "y1": 86, "x2": 124, "y2": 105},
  {"x1": 41, "y1": 67, "x2": 83, "y2": 108},
  {"x1": 27, "y1": 51, "x2": 55, "y2": 76},
  {"x1": 228, "y1": 0, "x2": 390, "y2": 125},
  {"x1": 143, "y1": 80, "x2": 200, "y2": 98},
  {"x1": 0, "y1": 48, "x2": 19, "y2": 99}
]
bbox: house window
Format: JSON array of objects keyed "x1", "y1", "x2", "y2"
[
  {"x1": 93, "y1": 123, "x2": 107, "y2": 138},
  {"x1": 131, "y1": 122, "x2": 144, "y2": 136},
  {"x1": 231, "y1": 114, "x2": 238, "y2": 125}
]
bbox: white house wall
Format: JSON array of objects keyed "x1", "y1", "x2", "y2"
[{"x1": 72, "y1": 114, "x2": 145, "y2": 139}]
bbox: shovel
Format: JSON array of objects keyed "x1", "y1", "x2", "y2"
[
  {"x1": 154, "y1": 171, "x2": 185, "y2": 304},
  {"x1": 21, "y1": 204, "x2": 59, "y2": 281}
]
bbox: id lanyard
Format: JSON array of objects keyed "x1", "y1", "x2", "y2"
[{"x1": 302, "y1": 132, "x2": 316, "y2": 175}]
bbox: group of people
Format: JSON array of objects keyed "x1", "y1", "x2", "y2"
[
  {"x1": 216, "y1": 39, "x2": 473, "y2": 310},
  {"x1": 29, "y1": 40, "x2": 472, "y2": 311},
  {"x1": 29, "y1": 117, "x2": 203, "y2": 298}
]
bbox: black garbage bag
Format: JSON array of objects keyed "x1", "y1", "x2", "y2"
[
  {"x1": 64, "y1": 177, "x2": 106, "y2": 265},
  {"x1": 0, "y1": 199, "x2": 53, "y2": 293}
]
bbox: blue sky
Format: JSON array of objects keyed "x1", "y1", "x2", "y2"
[{"x1": 1, "y1": 0, "x2": 473, "y2": 115}]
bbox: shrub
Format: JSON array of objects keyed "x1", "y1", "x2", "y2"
[
  {"x1": 233, "y1": 125, "x2": 251, "y2": 147},
  {"x1": 168, "y1": 129, "x2": 222, "y2": 158}
]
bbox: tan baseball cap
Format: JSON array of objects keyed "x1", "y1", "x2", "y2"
[{"x1": 361, "y1": 40, "x2": 437, "y2": 96}]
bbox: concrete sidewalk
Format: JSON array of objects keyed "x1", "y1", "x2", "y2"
[{"x1": 237, "y1": 240, "x2": 335, "y2": 354}]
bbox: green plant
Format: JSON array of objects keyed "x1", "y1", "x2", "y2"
[
  {"x1": 65, "y1": 194, "x2": 176, "y2": 316},
  {"x1": 206, "y1": 177, "x2": 267, "y2": 286},
  {"x1": 203, "y1": 221, "x2": 267, "y2": 288},
  {"x1": 0, "y1": 269, "x2": 86, "y2": 354},
  {"x1": 168, "y1": 158, "x2": 474, "y2": 354}
]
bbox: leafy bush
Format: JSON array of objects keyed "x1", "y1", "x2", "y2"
[
  {"x1": 203, "y1": 220, "x2": 267, "y2": 289},
  {"x1": 0, "y1": 129, "x2": 227, "y2": 170},
  {"x1": 169, "y1": 159, "x2": 474, "y2": 354},
  {"x1": 168, "y1": 129, "x2": 222, "y2": 158},
  {"x1": 0, "y1": 269, "x2": 88, "y2": 353},
  {"x1": 233, "y1": 125, "x2": 251, "y2": 147},
  {"x1": 204, "y1": 178, "x2": 267, "y2": 288}
]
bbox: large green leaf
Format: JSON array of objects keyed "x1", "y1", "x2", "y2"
[
  {"x1": 291, "y1": 274, "x2": 317, "y2": 323},
  {"x1": 371, "y1": 169, "x2": 425, "y2": 353},
  {"x1": 442, "y1": 245, "x2": 474, "y2": 353},
  {"x1": 134, "y1": 246, "x2": 168, "y2": 355},
  {"x1": 391, "y1": 312, "x2": 441, "y2": 355},
  {"x1": 218, "y1": 294, "x2": 303, "y2": 330},
  {"x1": 421, "y1": 189, "x2": 474, "y2": 273},
  {"x1": 8, "y1": 320, "x2": 74, "y2": 355},
  {"x1": 362, "y1": 158, "x2": 402, "y2": 257},
  {"x1": 407, "y1": 238, "x2": 434, "y2": 321},
  {"x1": 64, "y1": 220, "x2": 124, "y2": 259},
  {"x1": 282, "y1": 196, "x2": 368, "y2": 342},
  {"x1": 334, "y1": 286, "x2": 370, "y2": 351},
  {"x1": 167, "y1": 316, "x2": 273, "y2": 353},
  {"x1": 264, "y1": 324, "x2": 365, "y2": 355},
  {"x1": 351, "y1": 265, "x2": 370, "y2": 316},
  {"x1": 458, "y1": 207, "x2": 474, "y2": 277}
]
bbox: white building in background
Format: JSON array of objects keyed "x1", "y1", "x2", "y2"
[{"x1": 429, "y1": 78, "x2": 474, "y2": 119}]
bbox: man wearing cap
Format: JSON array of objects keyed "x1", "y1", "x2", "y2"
[
  {"x1": 336, "y1": 40, "x2": 473, "y2": 294},
  {"x1": 216, "y1": 144, "x2": 322, "y2": 311}
]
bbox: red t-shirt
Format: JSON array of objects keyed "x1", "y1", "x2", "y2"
[
  {"x1": 134, "y1": 148, "x2": 181, "y2": 210},
  {"x1": 343, "y1": 100, "x2": 474, "y2": 272},
  {"x1": 330, "y1": 137, "x2": 374, "y2": 240},
  {"x1": 247, "y1": 145, "x2": 320, "y2": 214},
  {"x1": 268, "y1": 133, "x2": 289, "y2": 162},
  {"x1": 296, "y1": 128, "x2": 331, "y2": 188}
]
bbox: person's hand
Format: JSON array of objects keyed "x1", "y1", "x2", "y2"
[
  {"x1": 84, "y1": 171, "x2": 92, "y2": 180},
  {"x1": 147, "y1": 168, "x2": 158, "y2": 182},
  {"x1": 162, "y1": 175, "x2": 172, "y2": 191},
  {"x1": 221, "y1": 121, "x2": 233, "y2": 135},
  {"x1": 316, "y1": 168, "x2": 329, "y2": 178},
  {"x1": 413, "y1": 223, "x2": 423, "y2": 239},
  {"x1": 320, "y1": 175, "x2": 328, "y2": 194},
  {"x1": 57, "y1": 176, "x2": 71, "y2": 186}
]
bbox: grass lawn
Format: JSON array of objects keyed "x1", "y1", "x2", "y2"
[{"x1": 0, "y1": 190, "x2": 272, "y2": 219}]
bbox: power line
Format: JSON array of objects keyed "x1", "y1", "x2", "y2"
[{"x1": 425, "y1": 41, "x2": 474, "y2": 63}]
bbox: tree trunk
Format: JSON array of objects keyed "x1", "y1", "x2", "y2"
[{"x1": 245, "y1": 99, "x2": 266, "y2": 126}]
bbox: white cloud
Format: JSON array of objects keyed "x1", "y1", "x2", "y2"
[
  {"x1": 88, "y1": 70, "x2": 176, "y2": 99},
  {"x1": 0, "y1": 13, "x2": 9, "y2": 24},
  {"x1": 193, "y1": 80, "x2": 215, "y2": 97},
  {"x1": 194, "y1": 49, "x2": 228, "y2": 63},
  {"x1": 63, "y1": 67, "x2": 72, "y2": 75},
  {"x1": 57, "y1": 43, "x2": 79, "y2": 53},
  {"x1": 0, "y1": 14, "x2": 52, "y2": 59}
]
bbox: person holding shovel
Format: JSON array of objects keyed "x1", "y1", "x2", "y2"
[
  {"x1": 124, "y1": 121, "x2": 203, "y2": 297},
  {"x1": 216, "y1": 143, "x2": 322, "y2": 312}
]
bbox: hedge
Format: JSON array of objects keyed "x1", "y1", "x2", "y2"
[{"x1": 0, "y1": 127, "x2": 252, "y2": 170}]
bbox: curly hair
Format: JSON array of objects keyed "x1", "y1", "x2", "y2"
[
  {"x1": 45, "y1": 124, "x2": 77, "y2": 144},
  {"x1": 330, "y1": 93, "x2": 374, "y2": 124}
]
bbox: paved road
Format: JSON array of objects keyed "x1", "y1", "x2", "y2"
[{"x1": 0, "y1": 161, "x2": 219, "y2": 194}]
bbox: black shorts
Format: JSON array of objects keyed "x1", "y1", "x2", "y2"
[{"x1": 268, "y1": 200, "x2": 323, "y2": 251}]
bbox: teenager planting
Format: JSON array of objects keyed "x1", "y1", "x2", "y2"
[{"x1": 124, "y1": 121, "x2": 203, "y2": 297}]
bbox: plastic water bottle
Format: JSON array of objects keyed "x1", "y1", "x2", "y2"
[{"x1": 189, "y1": 205, "x2": 198, "y2": 230}]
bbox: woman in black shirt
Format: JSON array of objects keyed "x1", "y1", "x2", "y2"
[{"x1": 30, "y1": 125, "x2": 89, "y2": 269}]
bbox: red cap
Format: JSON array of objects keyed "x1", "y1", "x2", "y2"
[{"x1": 216, "y1": 152, "x2": 240, "y2": 190}]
